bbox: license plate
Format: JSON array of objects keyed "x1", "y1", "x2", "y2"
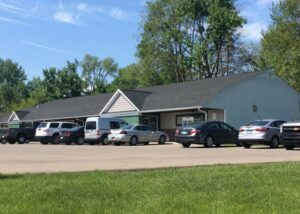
[
  {"x1": 247, "y1": 130, "x2": 252, "y2": 134},
  {"x1": 181, "y1": 131, "x2": 188, "y2": 135}
]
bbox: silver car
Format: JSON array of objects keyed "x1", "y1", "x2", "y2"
[
  {"x1": 238, "y1": 119, "x2": 286, "y2": 148},
  {"x1": 108, "y1": 124, "x2": 169, "y2": 146}
]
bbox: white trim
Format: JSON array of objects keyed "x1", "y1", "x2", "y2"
[
  {"x1": 140, "y1": 106, "x2": 203, "y2": 113},
  {"x1": 99, "y1": 89, "x2": 139, "y2": 115},
  {"x1": 8, "y1": 112, "x2": 20, "y2": 122}
]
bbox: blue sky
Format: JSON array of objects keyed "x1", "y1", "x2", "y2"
[{"x1": 0, "y1": 0, "x2": 278, "y2": 80}]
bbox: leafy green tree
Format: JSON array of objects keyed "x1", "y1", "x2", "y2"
[
  {"x1": 57, "y1": 61, "x2": 85, "y2": 98},
  {"x1": 138, "y1": 0, "x2": 245, "y2": 85},
  {"x1": 260, "y1": 0, "x2": 300, "y2": 91},
  {"x1": 0, "y1": 58, "x2": 27, "y2": 111},
  {"x1": 81, "y1": 54, "x2": 118, "y2": 93},
  {"x1": 108, "y1": 64, "x2": 142, "y2": 91}
]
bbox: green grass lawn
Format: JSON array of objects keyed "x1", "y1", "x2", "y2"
[{"x1": 1, "y1": 163, "x2": 300, "y2": 214}]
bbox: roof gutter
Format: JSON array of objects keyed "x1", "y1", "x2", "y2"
[{"x1": 140, "y1": 106, "x2": 204, "y2": 113}]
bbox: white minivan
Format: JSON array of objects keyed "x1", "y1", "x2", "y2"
[{"x1": 84, "y1": 117, "x2": 128, "y2": 145}]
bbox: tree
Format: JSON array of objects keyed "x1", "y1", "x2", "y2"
[
  {"x1": 108, "y1": 64, "x2": 142, "y2": 91},
  {"x1": 81, "y1": 54, "x2": 118, "y2": 93},
  {"x1": 57, "y1": 61, "x2": 85, "y2": 98},
  {"x1": 137, "y1": 0, "x2": 246, "y2": 85},
  {"x1": 0, "y1": 58, "x2": 27, "y2": 111},
  {"x1": 260, "y1": 0, "x2": 300, "y2": 91}
]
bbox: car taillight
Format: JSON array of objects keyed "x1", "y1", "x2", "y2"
[
  {"x1": 120, "y1": 130, "x2": 128, "y2": 135},
  {"x1": 255, "y1": 127, "x2": 269, "y2": 132},
  {"x1": 96, "y1": 130, "x2": 100, "y2": 136},
  {"x1": 239, "y1": 128, "x2": 244, "y2": 132},
  {"x1": 190, "y1": 129, "x2": 201, "y2": 135},
  {"x1": 175, "y1": 130, "x2": 179, "y2": 135}
]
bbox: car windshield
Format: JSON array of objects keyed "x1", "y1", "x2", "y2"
[
  {"x1": 38, "y1": 122, "x2": 47, "y2": 128},
  {"x1": 246, "y1": 120, "x2": 269, "y2": 126},
  {"x1": 122, "y1": 125, "x2": 134, "y2": 130}
]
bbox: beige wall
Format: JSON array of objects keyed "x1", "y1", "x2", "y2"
[{"x1": 207, "y1": 109, "x2": 224, "y2": 121}]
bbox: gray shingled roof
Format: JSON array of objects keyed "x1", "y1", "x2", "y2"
[
  {"x1": 21, "y1": 92, "x2": 113, "y2": 121},
  {"x1": 18, "y1": 72, "x2": 262, "y2": 121},
  {"x1": 0, "y1": 112, "x2": 11, "y2": 123},
  {"x1": 133, "y1": 72, "x2": 262, "y2": 111}
]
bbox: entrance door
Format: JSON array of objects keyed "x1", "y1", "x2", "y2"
[{"x1": 141, "y1": 115, "x2": 158, "y2": 131}]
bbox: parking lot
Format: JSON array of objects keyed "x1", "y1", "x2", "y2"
[{"x1": 0, "y1": 142, "x2": 300, "y2": 174}]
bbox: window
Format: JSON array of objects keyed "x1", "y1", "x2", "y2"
[
  {"x1": 120, "y1": 122, "x2": 129, "y2": 128},
  {"x1": 220, "y1": 123, "x2": 233, "y2": 131},
  {"x1": 207, "y1": 123, "x2": 220, "y2": 129},
  {"x1": 246, "y1": 121, "x2": 269, "y2": 126},
  {"x1": 85, "y1": 121, "x2": 96, "y2": 130},
  {"x1": 22, "y1": 122, "x2": 33, "y2": 128},
  {"x1": 275, "y1": 121, "x2": 286, "y2": 128},
  {"x1": 62, "y1": 123, "x2": 74, "y2": 129},
  {"x1": 38, "y1": 122, "x2": 48, "y2": 128},
  {"x1": 269, "y1": 122, "x2": 276, "y2": 127},
  {"x1": 135, "y1": 125, "x2": 145, "y2": 131},
  {"x1": 49, "y1": 123, "x2": 59, "y2": 128},
  {"x1": 145, "y1": 126, "x2": 153, "y2": 131},
  {"x1": 176, "y1": 114, "x2": 205, "y2": 126},
  {"x1": 110, "y1": 121, "x2": 120, "y2": 129}
]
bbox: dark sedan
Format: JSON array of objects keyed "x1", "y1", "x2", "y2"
[
  {"x1": 175, "y1": 121, "x2": 239, "y2": 148},
  {"x1": 60, "y1": 127, "x2": 85, "y2": 145}
]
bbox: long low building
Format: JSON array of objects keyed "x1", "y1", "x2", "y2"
[{"x1": 1, "y1": 71, "x2": 299, "y2": 140}]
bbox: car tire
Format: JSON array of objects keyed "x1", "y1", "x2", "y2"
[
  {"x1": 52, "y1": 134, "x2": 60, "y2": 144},
  {"x1": 270, "y1": 136, "x2": 279, "y2": 148},
  {"x1": 129, "y1": 136, "x2": 138, "y2": 146},
  {"x1": 144, "y1": 142, "x2": 150, "y2": 145},
  {"x1": 182, "y1": 143, "x2": 191, "y2": 148},
  {"x1": 204, "y1": 136, "x2": 214, "y2": 148},
  {"x1": 101, "y1": 136, "x2": 109, "y2": 145},
  {"x1": 158, "y1": 135, "x2": 166, "y2": 144},
  {"x1": 40, "y1": 140, "x2": 48, "y2": 145},
  {"x1": 8, "y1": 140, "x2": 16, "y2": 144},
  {"x1": 243, "y1": 143, "x2": 251, "y2": 149},
  {"x1": 77, "y1": 137, "x2": 85, "y2": 145},
  {"x1": 65, "y1": 141, "x2": 72, "y2": 145},
  {"x1": 17, "y1": 134, "x2": 27, "y2": 144},
  {"x1": 285, "y1": 145, "x2": 294, "y2": 150}
]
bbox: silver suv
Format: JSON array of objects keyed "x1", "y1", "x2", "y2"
[
  {"x1": 36, "y1": 122, "x2": 79, "y2": 144},
  {"x1": 238, "y1": 119, "x2": 286, "y2": 148}
]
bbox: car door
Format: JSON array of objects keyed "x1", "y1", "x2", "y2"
[
  {"x1": 145, "y1": 126, "x2": 156, "y2": 142},
  {"x1": 206, "y1": 122, "x2": 222, "y2": 143},
  {"x1": 134, "y1": 125, "x2": 145, "y2": 142},
  {"x1": 220, "y1": 122, "x2": 237, "y2": 144}
]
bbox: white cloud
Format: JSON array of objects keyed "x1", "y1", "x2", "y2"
[
  {"x1": 240, "y1": 22, "x2": 267, "y2": 41},
  {"x1": 0, "y1": 15, "x2": 30, "y2": 26},
  {"x1": 109, "y1": 8, "x2": 129, "y2": 21},
  {"x1": 20, "y1": 40, "x2": 79, "y2": 56},
  {"x1": 54, "y1": 11, "x2": 79, "y2": 24},
  {"x1": 77, "y1": 3, "x2": 104, "y2": 14}
]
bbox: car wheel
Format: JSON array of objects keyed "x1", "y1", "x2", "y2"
[
  {"x1": 17, "y1": 135, "x2": 27, "y2": 144},
  {"x1": 2, "y1": 140, "x2": 6, "y2": 144},
  {"x1": 204, "y1": 136, "x2": 214, "y2": 148},
  {"x1": 40, "y1": 140, "x2": 48, "y2": 145},
  {"x1": 158, "y1": 135, "x2": 166, "y2": 144},
  {"x1": 270, "y1": 136, "x2": 279, "y2": 148},
  {"x1": 215, "y1": 143, "x2": 221, "y2": 147},
  {"x1": 182, "y1": 142, "x2": 191, "y2": 148},
  {"x1": 243, "y1": 143, "x2": 251, "y2": 149},
  {"x1": 77, "y1": 137, "x2": 85, "y2": 145},
  {"x1": 144, "y1": 142, "x2": 150, "y2": 145},
  {"x1": 8, "y1": 140, "x2": 16, "y2": 144},
  {"x1": 52, "y1": 134, "x2": 60, "y2": 144},
  {"x1": 101, "y1": 136, "x2": 109, "y2": 145},
  {"x1": 129, "y1": 136, "x2": 138, "y2": 146},
  {"x1": 285, "y1": 145, "x2": 294, "y2": 150},
  {"x1": 65, "y1": 141, "x2": 72, "y2": 145}
]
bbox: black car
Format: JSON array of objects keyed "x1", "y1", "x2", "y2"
[
  {"x1": 175, "y1": 121, "x2": 239, "y2": 148},
  {"x1": 59, "y1": 127, "x2": 85, "y2": 145}
]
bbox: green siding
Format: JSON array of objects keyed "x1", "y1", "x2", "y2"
[
  {"x1": 119, "y1": 116, "x2": 139, "y2": 125},
  {"x1": 8, "y1": 122, "x2": 21, "y2": 128}
]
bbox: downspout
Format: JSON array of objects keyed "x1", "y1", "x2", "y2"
[{"x1": 198, "y1": 107, "x2": 208, "y2": 121}]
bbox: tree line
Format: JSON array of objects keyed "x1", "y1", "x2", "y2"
[{"x1": 0, "y1": 0, "x2": 299, "y2": 112}]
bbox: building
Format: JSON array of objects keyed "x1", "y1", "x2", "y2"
[{"x1": 1, "y1": 71, "x2": 299, "y2": 140}]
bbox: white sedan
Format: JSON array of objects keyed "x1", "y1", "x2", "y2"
[{"x1": 108, "y1": 124, "x2": 169, "y2": 145}]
